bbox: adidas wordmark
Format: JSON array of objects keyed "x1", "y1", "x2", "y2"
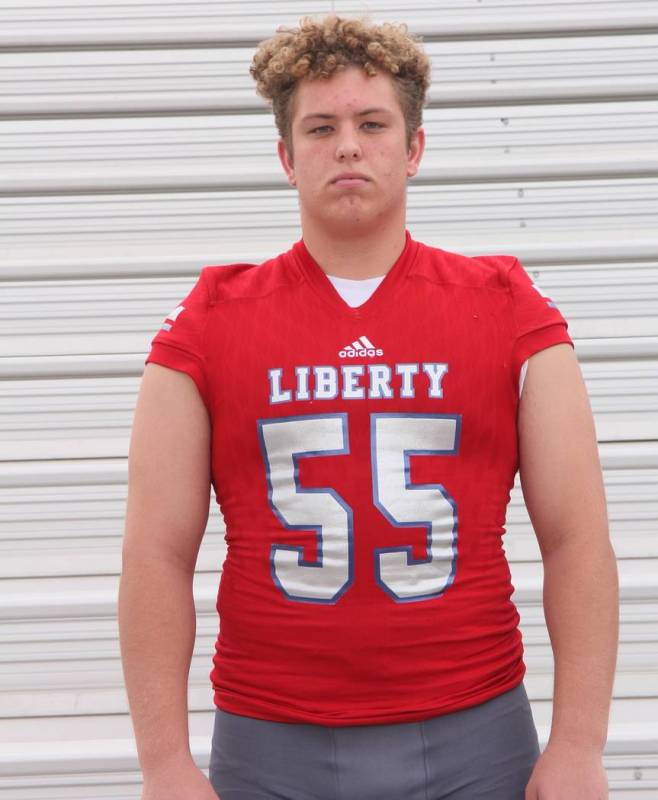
[{"x1": 339, "y1": 335, "x2": 384, "y2": 358}]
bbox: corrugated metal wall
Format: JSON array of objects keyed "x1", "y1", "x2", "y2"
[{"x1": 1, "y1": 2, "x2": 657, "y2": 797}]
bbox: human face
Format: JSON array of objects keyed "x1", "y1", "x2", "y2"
[{"x1": 277, "y1": 65, "x2": 425, "y2": 236}]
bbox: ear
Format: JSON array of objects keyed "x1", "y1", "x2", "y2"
[
  {"x1": 277, "y1": 139, "x2": 296, "y2": 187},
  {"x1": 406, "y1": 126, "x2": 426, "y2": 179}
]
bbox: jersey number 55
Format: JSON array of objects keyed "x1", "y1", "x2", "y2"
[{"x1": 257, "y1": 412, "x2": 461, "y2": 605}]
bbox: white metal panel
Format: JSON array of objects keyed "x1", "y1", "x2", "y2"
[
  {"x1": 2, "y1": 180, "x2": 658, "y2": 283},
  {"x1": 1, "y1": 1, "x2": 657, "y2": 796},
  {"x1": 1, "y1": 0, "x2": 658, "y2": 45},
  {"x1": 2, "y1": 441, "x2": 656, "y2": 575},
  {"x1": 2, "y1": 34, "x2": 658, "y2": 117},
  {"x1": 1, "y1": 265, "x2": 657, "y2": 359},
  {"x1": 4, "y1": 737, "x2": 658, "y2": 798},
  {"x1": 2, "y1": 101, "x2": 658, "y2": 194},
  {"x1": 0, "y1": 351, "x2": 656, "y2": 462},
  {"x1": 1, "y1": 515, "x2": 656, "y2": 716},
  {"x1": 1, "y1": 448, "x2": 656, "y2": 712},
  {"x1": 0, "y1": 556, "x2": 657, "y2": 796},
  {"x1": 1, "y1": 178, "x2": 655, "y2": 242}
]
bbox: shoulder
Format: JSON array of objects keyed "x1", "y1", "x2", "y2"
[
  {"x1": 411, "y1": 240, "x2": 520, "y2": 291},
  {"x1": 199, "y1": 250, "x2": 301, "y2": 305}
]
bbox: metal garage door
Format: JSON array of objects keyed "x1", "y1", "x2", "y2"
[{"x1": 1, "y1": 2, "x2": 657, "y2": 796}]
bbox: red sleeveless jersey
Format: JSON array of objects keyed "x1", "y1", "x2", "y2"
[{"x1": 145, "y1": 230, "x2": 572, "y2": 726}]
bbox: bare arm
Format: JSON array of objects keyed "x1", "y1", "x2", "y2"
[
  {"x1": 119, "y1": 363, "x2": 219, "y2": 797},
  {"x1": 519, "y1": 343, "x2": 619, "y2": 798}
]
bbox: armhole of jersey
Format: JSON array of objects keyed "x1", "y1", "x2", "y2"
[
  {"x1": 144, "y1": 267, "x2": 213, "y2": 414},
  {"x1": 519, "y1": 358, "x2": 529, "y2": 398}
]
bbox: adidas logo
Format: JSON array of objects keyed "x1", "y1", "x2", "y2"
[
  {"x1": 531, "y1": 282, "x2": 558, "y2": 309},
  {"x1": 167, "y1": 304, "x2": 186, "y2": 321},
  {"x1": 160, "y1": 304, "x2": 185, "y2": 332},
  {"x1": 339, "y1": 335, "x2": 384, "y2": 359}
]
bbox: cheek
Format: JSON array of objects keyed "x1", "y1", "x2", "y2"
[
  {"x1": 296, "y1": 168, "x2": 323, "y2": 198},
  {"x1": 379, "y1": 150, "x2": 406, "y2": 180}
]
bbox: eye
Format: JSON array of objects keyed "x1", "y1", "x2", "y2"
[
  {"x1": 309, "y1": 125, "x2": 332, "y2": 134},
  {"x1": 362, "y1": 121, "x2": 384, "y2": 130}
]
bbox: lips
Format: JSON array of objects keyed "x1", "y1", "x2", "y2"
[{"x1": 331, "y1": 173, "x2": 370, "y2": 186}]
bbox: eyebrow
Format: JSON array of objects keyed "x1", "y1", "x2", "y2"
[{"x1": 300, "y1": 107, "x2": 393, "y2": 124}]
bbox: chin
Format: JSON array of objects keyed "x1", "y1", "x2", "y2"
[
  {"x1": 327, "y1": 217, "x2": 381, "y2": 236},
  {"x1": 329, "y1": 203, "x2": 378, "y2": 223}
]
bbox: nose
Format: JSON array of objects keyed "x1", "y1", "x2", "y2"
[{"x1": 335, "y1": 126, "x2": 362, "y2": 161}]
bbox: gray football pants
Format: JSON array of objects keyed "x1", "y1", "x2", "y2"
[{"x1": 208, "y1": 682, "x2": 541, "y2": 800}]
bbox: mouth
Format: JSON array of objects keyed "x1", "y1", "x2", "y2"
[{"x1": 331, "y1": 174, "x2": 371, "y2": 187}]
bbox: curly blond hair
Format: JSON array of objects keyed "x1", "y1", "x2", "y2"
[{"x1": 250, "y1": 15, "x2": 431, "y2": 156}]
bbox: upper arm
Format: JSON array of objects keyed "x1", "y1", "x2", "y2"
[
  {"x1": 122, "y1": 362, "x2": 212, "y2": 571},
  {"x1": 518, "y1": 343, "x2": 609, "y2": 558}
]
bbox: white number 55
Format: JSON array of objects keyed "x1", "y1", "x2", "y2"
[{"x1": 257, "y1": 413, "x2": 460, "y2": 604}]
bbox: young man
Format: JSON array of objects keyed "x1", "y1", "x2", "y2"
[{"x1": 119, "y1": 15, "x2": 619, "y2": 800}]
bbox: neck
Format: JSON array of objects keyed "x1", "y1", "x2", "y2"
[{"x1": 300, "y1": 219, "x2": 408, "y2": 279}]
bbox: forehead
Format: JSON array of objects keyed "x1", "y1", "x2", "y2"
[{"x1": 291, "y1": 65, "x2": 401, "y2": 124}]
